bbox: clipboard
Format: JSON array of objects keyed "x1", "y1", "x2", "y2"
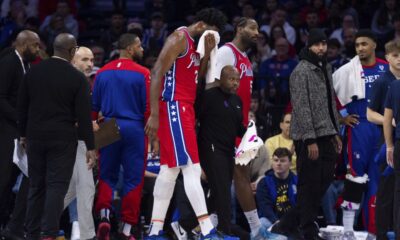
[{"x1": 94, "y1": 118, "x2": 121, "y2": 149}]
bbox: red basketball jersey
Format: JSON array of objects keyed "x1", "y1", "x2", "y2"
[
  {"x1": 225, "y1": 42, "x2": 253, "y2": 126},
  {"x1": 161, "y1": 27, "x2": 200, "y2": 104}
]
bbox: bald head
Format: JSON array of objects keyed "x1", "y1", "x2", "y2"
[
  {"x1": 53, "y1": 33, "x2": 77, "y2": 61},
  {"x1": 220, "y1": 65, "x2": 240, "y2": 94},
  {"x1": 72, "y1": 46, "x2": 94, "y2": 77},
  {"x1": 14, "y1": 30, "x2": 40, "y2": 62}
]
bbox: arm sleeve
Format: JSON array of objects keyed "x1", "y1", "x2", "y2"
[
  {"x1": 290, "y1": 69, "x2": 316, "y2": 142},
  {"x1": 213, "y1": 46, "x2": 235, "y2": 80},
  {"x1": 17, "y1": 74, "x2": 29, "y2": 137},
  {"x1": 0, "y1": 60, "x2": 17, "y2": 122},
  {"x1": 75, "y1": 76, "x2": 95, "y2": 150},
  {"x1": 256, "y1": 178, "x2": 279, "y2": 222}
]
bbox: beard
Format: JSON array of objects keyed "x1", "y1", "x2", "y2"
[
  {"x1": 242, "y1": 35, "x2": 257, "y2": 49},
  {"x1": 23, "y1": 49, "x2": 37, "y2": 62}
]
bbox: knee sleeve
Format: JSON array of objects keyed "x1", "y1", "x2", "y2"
[
  {"x1": 153, "y1": 165, "x2": 179, "y2": 200},
  {"x1": 342, "y1": 174, "x2": 368, "y2": 204}
]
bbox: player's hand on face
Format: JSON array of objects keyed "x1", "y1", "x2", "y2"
[
  {"x1": 343, "y1": 114, "x2": 359, "y2": 128},
  {"x1": 204, "y1": 33, "x2": 216, "y2": 57},
  {"x1": 307, "y1": 143, "x2": 319, "y2": 160},
  {"x1": 145, "y1": 115, "x2": 159, "y2": 140}
]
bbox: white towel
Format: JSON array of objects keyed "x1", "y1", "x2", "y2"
[
  {"x1": 235, "y1": 121, "x2": 263, "y2": 166},
  {"x1": 13, "y1": 139, "x2": 28, "y2": 177},
  {"x1": 196, "y1": 30, "x2": 220, "y2": 84},
  {"x1": 333, "y1": 55, "x2": 364, "y2": 106}
]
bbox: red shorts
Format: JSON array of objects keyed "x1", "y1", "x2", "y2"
[{"x1": 158, "y1": 101, "x2": 199, "y2": 168}]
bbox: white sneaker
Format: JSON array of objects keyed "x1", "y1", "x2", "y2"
[
  {"x1": 171, "y1": 221, "x2": 188, "y2": 240},
  {"x1": 71, "y1": 221, "x2": 80, "y2": 240},
  {"x1": 341, "y1": 231, "x2": 356, "y2": 240}
]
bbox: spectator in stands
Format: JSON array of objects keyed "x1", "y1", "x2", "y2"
[
  {"x1": 90, "y1": 45, "x2": 105, "y2": 68},
  {"x1": 265, "y1": 113, "x2": 296, "y2": 173},
  {"x1": 330, "y1": 12, "x2": 358, "y2": 45},
  {"x1": 388, "y1": 14, "x2": 400, "y2": 42},
  {"x1": 299, "y1": 0, "x2": 328, "y2": 27},
  {"x1": 142, "y1": 12, "x2": 168, "y2": 52},
  {"x1": 0, "y1": 0, "x2": 26, "y2": 49},
  {"x1": 371, "y1": 0, "x2": 398, "y2": 39},
  {"x1": 256, "y1": 147, "x2": 297, "y2": 229},
  {"x1": 258, "y1": 37, "x2": 298, "y2": 106},
  {"x1": 255, "y1": 31, "x2": 271, "y2": 63},
  {"x1": 327, "y1": 38, "x2": 348, "y2": 72},
  {"x1": 99, "y1": 10, "x2": 126, "y2": 59},
  {"x1": 260, "y1": 7, "x2": 296, "y2": 45},
  {"x1": 242, "y1": 2, "x2": 257, "y2": 19},
  {"x1": 296, "y1": 8, "x2": 321, "y2": 52},
  {"x1": 259, "y1": 0, "x2": 278, "y2": 26},
  {"x1": 342, "y1": 27, "x2": 357, "y2": 59},
  {"x1": 39, "y1": 0, "x2": 78, "y2": 38},
  {"x1": 40, "y1": 13, "x2": 70, "y2": 54}
]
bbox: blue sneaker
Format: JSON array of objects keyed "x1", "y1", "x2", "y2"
[
  {"x1": 144, "y1": 231, "x2": 169, "y2": 240},
  {"x1": 200, "y1": 229, "x2": 239, "y2": 240},
  {"x1": 251, "y1": 225, "x2": 287, "y2": 240}
]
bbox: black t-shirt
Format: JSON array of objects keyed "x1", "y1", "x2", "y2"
[{"x1": 369, "y1": 71, "x2": 397, "y2": 115}]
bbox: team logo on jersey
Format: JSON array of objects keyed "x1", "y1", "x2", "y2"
[
  {"x1": 379, "y1": 65, "x2": 385, "y2": 72},
  {"x1": 187, "y1": 53, "x2": 200, "y2": 68},
  {"x1": 239, "y1": 63, "x2": 253, "y2": 78}
]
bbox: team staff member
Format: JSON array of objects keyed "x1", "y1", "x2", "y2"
[
  {"x1": 198, "y1": 66, "x2": 245, "y2": 235},
  {"x1": 18, "y1": 33, "x2": 96, "y2": 240},
  {"x1": 0, "y1": 30, "x2": 40, "y2": 240},
  {"x1": 213, "y1": 17, "x2": 268, "y2": 240}
]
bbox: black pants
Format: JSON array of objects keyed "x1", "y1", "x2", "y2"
[
  {"x1": 7, "y1": 175, "x2": 29, "y2": 236},
  {"x1": 25, "y1": 140, "x2": 77, "y2": 240},
  {"x1": 277, "y1": 136, "x2": 337, "y2": 238},
  {"x1": 393, "y1": 140, "x2": 400, "y2": 238},
  {"x1": 375, "y1": 162, "x2": 394, "y2": 240},
  {"x1": 199, "y1": 142, "x2": 234, "y2": 234},
  {"x1": 0, "y1": 127, "x2": 20, "y2": 225}
]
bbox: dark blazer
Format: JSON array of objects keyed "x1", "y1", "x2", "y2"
[{"x1": 0, "y1": 48, "x2": 26, "y2": 136}]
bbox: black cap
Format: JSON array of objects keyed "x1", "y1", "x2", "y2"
[
  {"x1": 307, "y1": 28, "x2": 327, "y2": 47},
  {"x1": 355, "y1": 29, "x2": 376, "y2": 42}
]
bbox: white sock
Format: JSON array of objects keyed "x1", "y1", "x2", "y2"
[
  {"x1": 71, "y1": 221, "x2": 80, "y2": 240},
  {"x1": 343, "y1": 209, "x2": 356, "y2": 232},
  {"x1": 122, "y1": 223, "x2": 132, "y2": 236},
  {"x1": 100, "y1": 208, "x2": 110, "y2": 220},
  {"x1": 198, "y1": 216, "x2": 214, "y2": 236},
  {"x1": 210, "y1": 213, "x2": 218, "y2": 227},
  {"x1": 244, "y1": 209, "x2": 262, "y2": 233},
  {"x1": 149, "y1": 220, "x2": 164, "y2": 236}
]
